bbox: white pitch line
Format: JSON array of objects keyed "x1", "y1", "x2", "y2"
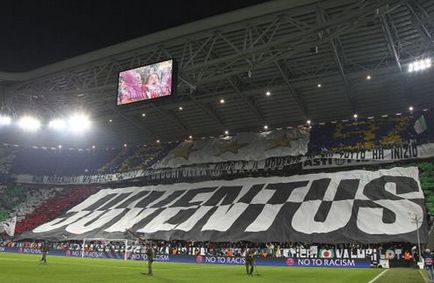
[
  {"x1": 418, "y1": 269, "x2": 429, "y2": 283},
  {"x1": 368, "y1": 269, "x2": 388, "y2": 283}
]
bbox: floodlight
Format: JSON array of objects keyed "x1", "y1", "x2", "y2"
[
  {"x1": 48, "y1": 119, "x2": 66, "y2": 130},
  {"x1": 68, "y1": 113, "x2": 91, "y2": 133},
  {"x1": 0, "y1": 115, "x2": 12, "y2": 126},
  {"x1": 18, "y1": 116, "x2": 41, "y2": 131},
  {"x1": 408, "y1": 58, "x2": 432, "y2": 72}
]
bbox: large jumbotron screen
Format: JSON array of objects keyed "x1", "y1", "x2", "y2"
[{"x1": 117, "y1": 59, "x2": 175, "y2": 105}]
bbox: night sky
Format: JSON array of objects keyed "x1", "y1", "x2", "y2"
[{"x1": 0, "y1": 0, "x2": 269, "y2": 72}]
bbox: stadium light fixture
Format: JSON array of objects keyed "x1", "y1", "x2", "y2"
[
  {"x1": 141, "y1": 113, "x2": 146, "y2": 117},
  {"x1": 317, "y1": 83, "x2": 322, "y2": 88},
  {"x1": 0, "y1": 115, "x2": 12, "y2": 126},
  {"x1": 18, "y1": 116, "x2": 41, "y2": 131},
  {"x1": 408, "y1": 58, "x2": 431, "y2": 73},
  {"x1": 48, "y1": 119, "x2": 66, "y2": 130},
  {"x1": 58, "y1": 145, "x2": 62, "y2": 149},
  {"x1": 178, "y1": 106, "x2": 183, "y2": 111},
  {"x1": 266, "y1": 91, "x2": 271, "y2": 96},
  {"x1": 224, "y1": 130, "x2": 229, "y2": 135},
  {"x1": 306, "y1": 120, "x2": 311, "y2": 125},
  {"x1": 220, "y1": 99, "x2": 225, "y2": 104},
  {"x1": 366, "y1": 75, "x2": 371, "y2": 80},
  {"x1": 188, "y1": 135, "x2": 192, "y2": 139},
  {"x1": 92, "y1": 145, "x2": 96, "y2": 149},
  {"x1": 68, "y1": 113, "x2": 91, "y2": 133},
  {"x1": 353, "y1": 114, "x2": 358, "y2": 119},
  {"x1": 409, "y1": 106, "x2": 414, "y2": 111},
  {"x1": 263, "y1": 125, "x2": 268, "y2": 130},
  {"x1": 123, "y1": 143, "x2": 127, "y2": 147},
  {"x1": 109, "y1": 119, "x2": 113, "y2": 123},
  {"x1": 156, "y1": 139, "x2": 160, "y2": 143}
]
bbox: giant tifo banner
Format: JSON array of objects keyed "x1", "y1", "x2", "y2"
[
  {"x1": 20, "y1": 167, "x2": 427, "y2": 244},
  {"x1": 153, "y1": 128, "x2": 310, "y2": 168}
]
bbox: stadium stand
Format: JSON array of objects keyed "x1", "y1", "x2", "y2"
[
  {"x1": 0, "y1": 146, "x2": 17, "y2": 175},
  {"x1": 11, "y1": 147, "x2": 119, "y2": 176},
  {"x1": 14, "y1": 186, "x2": 97, "y2": 234}
]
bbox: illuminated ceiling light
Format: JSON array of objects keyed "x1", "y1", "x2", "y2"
[
  {"x1": 18, "y1": 116, "x2": 41, "y2": 131},
  {"x1": 58, "y1": 145, "x2": 62, "y2": 149},
  {"x1": 178, "y1": 106, "x2": 183, "y2": 111},
  {"x1": 68, "y1": 113, "x2": 91, "y2": 133},
  {"x1": 109, "y1": 119, "x2": 113, "y2": 123},
  {"x1": 156, "y1": 139, "x2": 160, "y2": 143},
  {"x1": 220, "y1": 99, "x2": 225, "y2": 104},
  {"x1": 224, "y1": 130, "x2": 229, "y2": 135},
  {"x1": 317, "y1": 83, "x2": 322, "y2": 88},
  {"x1": 188, "y1": 135, "x2": 192, "y2": 139},
  {"x1": 306, "y1": 120, "x2": 311, "y2": 125},
  {"x1": 266, "y1": 91, "x2": 271, "y2": 96},
  {"x1": 0, "y1": 115, "x2": 12, "y2": 126},
  {"x1": 408, "y1": 58, "x2": 431, "y2": 73},
  {"x1": 353, "y1": 114, "x2": 358, "y2": 119},
  {"x1": 123, "y1": 143, "x2": 127, "y2": 147},
  {"x1": 366, "y1": 75, "x2": 371, "y2": 80},
  {"x1": 141, "y1": 113, "x2": 146, "y2": 117},
  {"x1": 92, "y1": 145, "x2": 96, "y2": 149},
  {"x1": 48, "y1": 119, "x2": 66, "y2": 130},
  {"x1": 263, "y1": 125, "x2": 268, "y2": 130},
  {"x1": 409, "y1": 106, "x2": 414, "y2": 111}
]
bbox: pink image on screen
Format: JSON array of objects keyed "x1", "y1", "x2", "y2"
[{"x1": 117, "y1": 59, "x2": 173, "y2": 105}]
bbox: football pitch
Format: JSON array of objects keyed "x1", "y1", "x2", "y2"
[{"x1": 0, "y1": 253, "x2": 426, "y2": 283}]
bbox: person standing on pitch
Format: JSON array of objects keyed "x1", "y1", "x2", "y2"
[
  {"x1": 145, "y1": 243, "x2": 155, "y2": 276},
  {"x1": 126, "y1": 229, "x2": 155, "y2": 276},
  {"x1": 244, "y1": 246, "x2": 256, "y2": 276},
  {"x1": 40, "y1": 241, "x2": 49, "y2": 263}
]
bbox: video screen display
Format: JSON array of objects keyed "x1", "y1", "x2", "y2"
[{"x1": 117, "y1": 59, "x2": 175, "y2": 105}]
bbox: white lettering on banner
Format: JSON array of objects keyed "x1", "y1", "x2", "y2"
[
  {"x1": 205, "y1": 256, "x2": 245, "y2": 264},
  {"x1": 175, "y1": 206, "x2": 213, "y2": 231},
  {"x1": 296, "y1": 258, "x2": 356, "y2": 267},
  {"x1": 292, "y1": 200, "x2": 354, "y2": 234},
  {"x1": 202, "y1": 203, "x2": 250, "y2": 232},
  {"x1": 33, "y1": 211, "x2": 92, "y2": 233},
  {"x1": 357, "y1": 200, "x2": 423, "y2": 234},
  {"x1": 66, "y1": 209, "x2": 124, "y2": 234},
  {"x1": 68, "y1": 190, "x2": 109, "y2": 212},
  {"x1": 245, "y1": 204, "x2": 283, "y2": 232},
  {"x1": 104, "y1": 208, "x2": 157, "y2": 233},
  {"x1": 138, "y1": 207, "x2": 185, "y2": 233},
  {"x1": 28, "y1": 167, "x2": 426, "y2": 243}
]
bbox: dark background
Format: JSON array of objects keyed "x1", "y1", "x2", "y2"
[{"x1": 0, "y1": 0, "x2": 269, "y2": 72}]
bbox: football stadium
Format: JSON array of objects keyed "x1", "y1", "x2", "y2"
[{"x1": 0, "y1": 0, "x2": 433, "y2": 282}]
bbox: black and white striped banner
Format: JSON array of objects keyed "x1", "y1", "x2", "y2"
[{"x1": 21, "y1": 167, "x2": 427, "y2": 244}]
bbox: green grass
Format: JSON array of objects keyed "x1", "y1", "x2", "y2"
[
  {"x1": 375, "y1": 268, "x2": 426, "y2": 283},
  {"x1": 0, "y1": 252, "x2": 426, "y2": 283}
]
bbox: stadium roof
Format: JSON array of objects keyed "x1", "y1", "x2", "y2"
[{"x1": 1, "y1": 0, "x2": 434, "y2": 147}]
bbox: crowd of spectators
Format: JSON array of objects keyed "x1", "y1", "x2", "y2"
[
  {"x1": 0, "y1": 146, "x2": 17, "y2": 175},
  {"x1": 0, "y1": 239, "x2": 414, "y2": 259},
  {"x1": 97, "y1": 143, "x2": 178, "y2": 174},
  {"x1": 0, "y1": 185, "x2": 57, "y2": 223},
  {"x1": 14, "y1": 186, "x2": 97, "y2": 234}
]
